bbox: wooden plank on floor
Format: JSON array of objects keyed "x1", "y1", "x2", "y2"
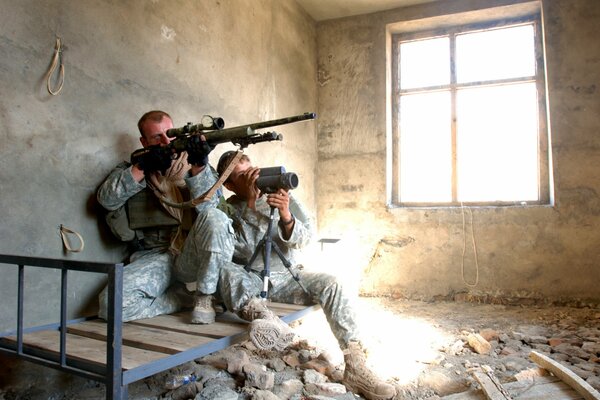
[
  {"x1": 530, "y1": 351, "x2": 600, "y2": 400},
  {"x1": 4, "y1": 331, "x2": 167, "y2": 370},
  {"x1": 129, "y1": 313, "x2": 247, "y2": 338},
  {"x1": 441, "y1": 389, "x2": 486, "y2": 399},
  {"x1": 504, "y1": 376, "x2": 583, "y2": 400},
  {"x1": 67, "y1": 320, "x2": 215, "y2": 355},
  {"x1": 472, "y1": 370, "x2": 513, "y2": 400}
]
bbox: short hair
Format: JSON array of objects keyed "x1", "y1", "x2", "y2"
[
  {"x1": 137, "y1": 110, "x2": 172, "y2": 137},
  {"x1": 217, "y1": 151, "x2": 250, "y2": 181}
]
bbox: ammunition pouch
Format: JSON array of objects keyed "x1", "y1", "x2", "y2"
[{"x1": 105, "y1": 205, "x2": 136, "y2": 242}]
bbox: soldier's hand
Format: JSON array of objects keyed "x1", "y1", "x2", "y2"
[
  {"x1": 131, "y1": 145, "x2": 173, "y2": 174},
  {"x1": 186, "y1": 135, "x2": 214, "y2": 166}
]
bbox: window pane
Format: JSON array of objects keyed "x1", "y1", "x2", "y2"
[
  {"x1": 456, "y1": 83, "x2": 539, "y2": 202},
  {"x1": 400, "y1": 37, "x2": 450, "y2": 89},
  {"x1": 456, "y1": 25, "x2": 535, "y2": 83},
  {"x1": 400, "y1": 91, "x2": 452, "y2": 202}
]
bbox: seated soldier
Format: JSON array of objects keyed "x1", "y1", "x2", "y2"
[
  {"x1": 190, "y1": 151, "x2": 396, "y2": 400},
  {"x1": 97, "y1": 110, "x2": 233, "y2": 322}
]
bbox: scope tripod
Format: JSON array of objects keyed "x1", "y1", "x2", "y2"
[{"x1": 244, "y1": 206, "x2": 307, "y2": 299}]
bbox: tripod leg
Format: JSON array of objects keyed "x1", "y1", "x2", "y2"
[
  {"x1": 271, "y1": 242, "x2": 308, "y2": 294},
  {"x1": 245, "y1": 238, "x2": 265, "y2": 272}
]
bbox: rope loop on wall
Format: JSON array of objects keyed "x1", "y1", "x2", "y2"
[
  {"x1": 46, "y1": 37, "x2": 65, "y2": 95},
  {"x1": 59, "y1": 224, "x2": 85, "y2": 253},
  {"x1": 461, "y1": 203, "x2": 480, "y2": 287}
]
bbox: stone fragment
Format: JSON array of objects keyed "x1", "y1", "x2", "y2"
[
  {"x1": 283, "y1": 353, "x2": 302, "y2": 368},
  {"x1": 251, "y1": 389, "x2": 282, "y2": 400},
  {"x1": 418, "y1": 370, "x2": 468, "y2": 396},
  {"x1": 568, "y1": 365, "x2": 594, "y2": 380},
  {"x1": 587, "y1": 376, "x2": 600, "y2": 391},
  {"x1": 548, "y1": 338, "x2": 564, "y2": 347},
  {"x1": 527, "y1": 335, "x2": 549, "y2": 344},
  {"x1": 531, "y1": 343, "x2": 552, "y2": 353},
  {"x1": 273, "y1": 378, "x2": 304, "y2": 400},
  {"x1": 500, "y1": 346, "x2": 518, "y2": 356},
  {"x1": 447, "y1": 340, "x2": 465, "y2": 355},
  {"x1": 553, "y1": 343, "x2": 591, "y2": 359},
  {"x1": 467, "y1": 333, "x2": 491, "y2": 355},
  {"x1": 203, "y1": 376, "x2": 237, "y2": 391},
  {"x1": 550, "y1": 353, "x2": 570, "y2": 362},
  {"x1": 171, "y1": 383, "x2": 197, "y2": 400},
  {"x1": 514, "y1": 367, "x2": 548, "y2": 381},
  {"x1": 227, "y1": 349, "x2": 250, "y2": 375},
  {"x1": 303, "y1": 368, "x2": 328, "y2": 384},
  {"x1": 266, "y1": 358, "x2": 287, "y2": 372},
  {"x1": 304, "y1": 382, "x2": 347, "y2": 397},
  {"x1": 582, "y1": 342, "x2": 600, "y2": 355},
  {"x1": 244, "y1": 363, "x2": 275, "y2": 390},
  {"x1": 196, "y1": 384, "x2": 238, "y2": 400},
  {"x1": 479, "y1": 329, "x2": 499, "y2": 342},
  {"x1": 300, "y1": 359, "x2": 334, "y2": 376}
]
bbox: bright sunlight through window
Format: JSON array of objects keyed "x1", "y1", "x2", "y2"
[{"x1": 393, "y1": 16, "x2": 550, "y2": 206}]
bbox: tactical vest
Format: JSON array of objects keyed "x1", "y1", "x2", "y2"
[
  {"x1": 127, "y1": 189, "x2": 181, "y2": 229},
  {"x1": 105, "y1": 188, "x2": 192, "y2": 243}
]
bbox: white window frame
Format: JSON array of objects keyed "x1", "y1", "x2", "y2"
[{"x1": 390, "y1": 11, "x2": 552, "y2": 208}]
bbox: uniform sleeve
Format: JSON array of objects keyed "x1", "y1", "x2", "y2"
[
  {"x1": 97, "y1": 162, "x2": 146, "y2": 211},
  {"x1": 184, "y1": 164, "x2": 221, "y2": 212},
  {"x1": 277, "y1": 194, "x2": 314, "y2": 250}
]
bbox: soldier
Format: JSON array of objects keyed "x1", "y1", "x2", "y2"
[
  {"x1": 97, "y1": 110, "x2": 234, "y2": 323},
  {"x1": 193, "y1": 151, "x2": 396, "y2": 400}
]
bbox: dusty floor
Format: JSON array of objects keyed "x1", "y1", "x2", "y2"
[{"x1": 1, "y1": 297, "x2": 599, "y2": 399}]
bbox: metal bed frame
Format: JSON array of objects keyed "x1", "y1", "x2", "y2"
[{"x1": 0, "y1": 254, "x2": 318, "y2": 399}]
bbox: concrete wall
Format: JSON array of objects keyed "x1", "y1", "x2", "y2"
[
  {"x1": 0, "y1": 0, "x2": 317, "y2": 330},
  {"x1": 316, "y1": 0, "x2": 600, "y2": 304}
]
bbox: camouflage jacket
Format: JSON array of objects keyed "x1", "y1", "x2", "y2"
[
  {"x1": 97, "y1": 161, "x2": 219, "y2": 249},
  {"x1": 227, "y1": 193, "x2": 314, "y2": 272}
]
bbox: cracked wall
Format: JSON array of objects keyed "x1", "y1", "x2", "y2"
[
  {"x1": 0, "y1": 0, "x2": 317, "y2": 330},
  {"x1": 315, "y1": 0, "x2": 600, "y2": 304}
]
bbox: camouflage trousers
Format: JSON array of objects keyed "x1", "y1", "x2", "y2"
[
  {"x1": 217, "y1": 262, "x2": 361, "y2": 348},
  {"x1": 98, "y1": 208, "x2": 234, "y2": 322}
]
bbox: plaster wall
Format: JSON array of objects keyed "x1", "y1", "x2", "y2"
[
  {"x1": 316, "y1": 0, "x2": 600, "y2": 303},
  {"x1": 0, "y1": 0, "x2": 317, "y2": 330}
]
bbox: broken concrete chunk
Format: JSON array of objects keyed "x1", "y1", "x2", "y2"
[
  {"x1": 244, "y1": 363, "x2": 275, "y2": 390},
  {"x1": 467, "y1": 333, "x2": 492, "y2": 355}
]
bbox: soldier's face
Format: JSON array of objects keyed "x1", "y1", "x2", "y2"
[
  {"x1": 226, "y1": 160, "x2": 257, "y2": 198},
  {"x1": 140, "y1": 117, "x2": 174, "y2": 147}
]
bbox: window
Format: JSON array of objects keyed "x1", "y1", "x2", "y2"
[{"x1": 390, "y1": 12, "x2": 551, "y2": 207}]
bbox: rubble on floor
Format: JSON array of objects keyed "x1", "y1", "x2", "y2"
[{"x1": 1, "y1": 298, "x2": 599, "y2": 400}]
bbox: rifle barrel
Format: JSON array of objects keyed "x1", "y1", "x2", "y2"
[{"x1": 167, "y1": 112, "x2": 316, "y2": 138}]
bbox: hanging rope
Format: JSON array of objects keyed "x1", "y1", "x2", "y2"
[
  {"x1": 46, "y1": 37, "x2": 64, "y2": 95},
  {"x1": 461, "y1": 203, "x2": 480, "y2": 287}
]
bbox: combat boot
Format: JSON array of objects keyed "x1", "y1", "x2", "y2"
[
  {"x1": 191, "y1": 294, "x2": 216, "y2": 324},
  {"x1": 239, "y1": 297, "x2": 296, "y2": 351},
  {"x1": 343, "y1": 341, "x2": 396, "y2": 400}
]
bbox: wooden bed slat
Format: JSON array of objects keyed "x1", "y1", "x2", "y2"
[
  {"x1": 4, "y1": 331, "x2": 167, "y2": 370},
  {"x1": 129, "y1": 314, "x2": 247, "y2": 338},
  {"x1": 68, "y1": 320, "x2": 215, "y2": 355}
]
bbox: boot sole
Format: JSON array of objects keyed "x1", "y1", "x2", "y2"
[{"x1": 249, "y1": 318, "x2": 295, "y2": 351}]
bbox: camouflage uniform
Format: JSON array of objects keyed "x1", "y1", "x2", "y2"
[
  {"x1": 213, "y1": 194, "x2": 361, "y2": 348},
  {"x1": 97, "y1": 162, "x2": 234, "y2": 322}
]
